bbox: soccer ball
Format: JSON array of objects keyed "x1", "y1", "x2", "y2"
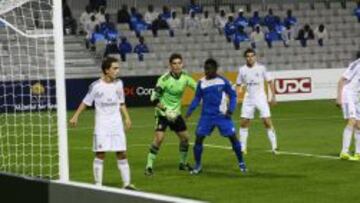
[{"x1": 165, "y1": 109, "x2": 178, "y2": 122}]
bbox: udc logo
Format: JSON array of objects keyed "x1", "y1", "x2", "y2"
[{"x1": 31, "y1": 82, "x2": 47, "y2": 105}]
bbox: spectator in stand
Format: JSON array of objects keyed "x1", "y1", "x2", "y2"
[
  {"x1": 151, "y1": 14, "x2": 170, "y2": 37},
  {"x1": 129, "y1": 7, "x2": 141, "y2": 30},
  {"x1": 296, "y1": 24, "x2": 314, "y2": 47},
  {"x1": 354, "y1": 2, "x2": 360, "y2": 23},
  {"x1": 265, "y1": 26, "x2": 282, "y2": 48},
  {"x1": 95, "y1": 7, "x2": 106, "y2": 25},
  {"x1": 160, "y1": 6, "x2": 172, "y2": 21},
  {"x1": 134, "y1": 36, "x2": 149, "y2": 61},
  {"x1": 63, "y1": 0, "x2": 77, "y2": 35},
  {"x1": 188, "y1": 0, "x2": 203, "y2": 14},
  {"x1": 314, "y1": 24, "x2": 328, "y2": 46},
  {"x1": 200, "y1": 11, "x2": 213, "y2": 36},
  {"x1": 281, "y1": 24, "x2": 295, "y2": 47},
  {"x1": 184, "y1": 11, "x2": 200, "y2": 36},
  {"x1": 101, "y1": 14, "x2": 118, "y2": 41},
  {"x1": 144, "y1": 5, "x2": 159, "y2": 25},
  {"x1": 249, "y1": 11, "x2": 262, "y2": 28},
  {"x1": 235, "y1": 8, "x2": 248, "y2": 28},
  {"x1": 79, "y1": 5, "x2": 94, "y2": 35},
  {"x1": 89, "y1": 0, "x2": 107, "y2": 11},
  {"x1": 167, "y1": 11, "x2": 182, "y2": 37},
  {"x1": 104, "y1": 38, "x2": 119, "y2": 57},
  {"x1": 117, "y1": 4, "x2": 130, "y2": 24},
  {"x1": 264, "y1": 9, "x2": 277, "y2": 30},
  {"x1": 233, "y1": 26, "x2": 249, "y2": 50},
  {"x1": 85, "y1": 15, "x2": 98, "y2": 49},
  {"x1": 283, "y1": 10, "x2": 297, "y2": 28},
  {"x1": 133, "y1": 14, "x2": 150, "y2": 37},
  {"x1": 224, "y1": 15, "x2": 237, "y2": 42},
  {"x1": 215, "y1": 10, "x2": 227, "y2": 35},
  {"x1": 250, "y1": 25, "x2": 265, "y2": 49},
  {"x1": 90, "y1": 25, "x2": 106, "y2": 50},
  {"x1": 118, "y1": 37, "x2": 132, "y2": 61}
]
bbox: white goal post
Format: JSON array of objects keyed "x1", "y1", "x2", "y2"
[{"x1": 0, "y1": 0, "x2": 69, "y2": 181}]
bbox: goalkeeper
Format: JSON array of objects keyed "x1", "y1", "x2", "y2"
[
  {"x1": 186, "y1": 58, "x2": 246, "y2": 174},
  {"x1": 144, "y1": 53, "x2": 196, "y2": 176}
]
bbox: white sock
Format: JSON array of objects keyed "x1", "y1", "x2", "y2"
[
  {"x1": 354, "y1": 129, "x2": 360, "y2": 154},
  {"x1": 267, "y1": 128, "x2": 278, "y2": 150},
  {"x1": 239, "y1": 128, "x2": 249, "y2": 151},
  {"x1": 93, "y1": 158, "x2": 104, "y2": 186},
  {"x1": 342, "y1": 126, "x2": 353, "y2": 153},
  {"x1": 117, "y1": 159, "x2": 130, "y2": 187}
]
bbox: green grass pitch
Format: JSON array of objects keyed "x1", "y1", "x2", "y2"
[{"x1": 68, "y1": 100, "x2": 360, "y2": 203}]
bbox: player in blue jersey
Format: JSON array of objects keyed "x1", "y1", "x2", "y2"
[{"x1": 186, "y1": 58, "x2": 246, "y2": 174}]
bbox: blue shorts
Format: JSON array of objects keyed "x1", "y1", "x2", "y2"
[{"x1": 195, "y1": 116, "x2": 236, "y2": 137}]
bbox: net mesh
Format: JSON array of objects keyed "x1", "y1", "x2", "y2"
[{"x1": 0, "y1": 0, "x2": 59, "y2": 179}]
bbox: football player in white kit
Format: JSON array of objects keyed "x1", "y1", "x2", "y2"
[
  {"x1": 69, "y1": 57, "x2": 136, "y2": 189},
  {"x1": 236, "y1": 48, "x2": 278, "y2": 154},
  {"x1": 336, "y1": 53, "x2": 360, "y2": 160}
]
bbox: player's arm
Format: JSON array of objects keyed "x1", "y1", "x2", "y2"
[
  {"x1": 69, "y1": 102, "x2": 87, "y2": 127},
  {"x1": 186, "y1": 75, "x2": 197, "y2": 91},
  {"x1": 185, "y1": 82, "x2": 202, "y2": 119},
  {"x1": 267, "y1": 79, "x2": 277, "y2": 106},
  {"x1": 225, "y1": 81, "x2": 237, "y2": 116},
  {"x1": 120, "y1": 103, "x2": 132, "y2": 130},
  {"x1": 150, "y1": 78, "x2": 167, "y2": 111},
  {"x1": 235, "y1": 71, "x2": 245, "y2": 102},
  {"x1": 337, "y1": 77, "x2": 348, "y2": 107}
]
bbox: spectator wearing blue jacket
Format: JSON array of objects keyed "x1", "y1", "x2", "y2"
[
  {"x1": 134, "y1": 36, "x2": 149, "y2": 61},
  {"x1": 129, "y1": 7, "x2": 141, "y2": 30},
  {"x1": 100, "y1": 14, "x2": 118, "y2": 41},
  {"x1": 133, "y1": 14, "x2": 150, "y2": 38},
  {"x1": 233, "y1": 26, "x2": 249, "y2": 50},
  {"x1": 249, "y1": 11, "x2": 262, "y2": 28},
  {"x1": 355, "y1": 2, "x2": 360, "y2": 23},
  {"x1": 188, "y1": 0, "x2": 203, "y2": 14},
  {"x1": 186, "y1": 58, "x2": 246, "y2": 175},
  {"x1": 160, "y1": 6, "x2": 172, "y2": 21},
  {"x1": 264, "y1": 9, "x2": 277, "y2": 30},
  {"x1": 118, "y1": 37, "x2": 132, "y2": 61},
  {"x1": 235, "y1": 8, "x2": 248, "y2": 28},
  {"x1": 265, "y1": 26, "x2": 281, "y2": 48},
  {"x1": 224, "y1": 16, "x2": 237, "y2": 42},
  {"x1": 90, "y1": 25, "x2": 106, "y2": 45},
  {"x1": 284, "y1": 10, "x2": 297, "y2": 27}
]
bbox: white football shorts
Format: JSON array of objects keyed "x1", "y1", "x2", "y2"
[
  {"x1": 241, "y1": 98, "x2": 271, "y2": 119},
  {"x1": 341, "y1": 92, "x2": 360, "y2": 120},
  {"x1": 93, "y1": 131, "x2": 127, "y2": 152}
]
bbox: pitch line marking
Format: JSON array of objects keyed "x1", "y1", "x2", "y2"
[{"x1": 72, "y1": 143, "x2": 340, "y2": 161}]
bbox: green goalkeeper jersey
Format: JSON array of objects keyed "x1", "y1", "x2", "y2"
[{"x1": 151, "y1": 71, "x2": 196, "y2": 117}]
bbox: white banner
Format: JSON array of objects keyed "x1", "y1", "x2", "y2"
[{"x1": 270, "y1": 68, "x2": 345, "y2": 101}]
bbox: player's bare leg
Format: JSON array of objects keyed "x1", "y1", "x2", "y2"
[
  {"x1": 94, "y1": 152, "x2": 105, "y2": 186},
  {"x1": 176, "y1": 130, "x2": 192, "y2": 171},
  {"x1": 116, "y1": 151, "x2": 136, "y2": 190},
  {"x1": 145, "y1": 131, "x2": 165, "y2": 176},
  {"x1": 239, "y1": 118, "x2": 251, "y2": 154},
  {"x1": 262, "y1": 117, "x2": 278, "y2": 154}
]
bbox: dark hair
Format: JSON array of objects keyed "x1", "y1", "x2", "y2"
[
  {"x1": 101, "y1": 57, "x2": 118, "y2": 74},
  {"x1": 244, "y1": 48, "x2": 256, "y2": 57},
  {"x1": 169, "y1": 53, "x2": 182, "y2": 63},
  {"x1": 357, "y1": 50, "x2": 360, "y2": 59},
  {"x1": 204, "y1": 58, "x2": 218, "y2": 71}
]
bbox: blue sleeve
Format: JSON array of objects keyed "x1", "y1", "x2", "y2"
[
  {"x1": 186, "y1": 82, "x2": 202, "y2": 116},
  {"x1": 224, "y1": 80, "x2": 237, "y2": 113}
]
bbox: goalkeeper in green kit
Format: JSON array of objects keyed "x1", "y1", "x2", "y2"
[{"x1": 144, "y1": 53, "x2": 196, "y2": 176}]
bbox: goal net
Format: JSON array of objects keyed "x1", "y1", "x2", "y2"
[{"x1": 0, "y1": 0, "x2": 68, "y2": 180}]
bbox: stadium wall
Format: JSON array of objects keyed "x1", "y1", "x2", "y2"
[{"x1": 0, "y1": 69, "x2": 344, "y2": 112}]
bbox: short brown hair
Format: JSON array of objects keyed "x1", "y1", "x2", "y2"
[
  {"x1": 243, "y1": 48, "x2": 256, "y2": 57},
  {"x1": 101, "y1": 57, "x2": 118, "y2": 74},
  {"x1": 169, "y1": 53, "x2": 182, "y2": 63}
]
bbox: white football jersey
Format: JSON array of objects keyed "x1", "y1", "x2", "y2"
[
  {"x1": 343, "y1": 59, "x2": 360, "y2": 94},
  {"x1": 83, "y1": 79, "x2": 125, "y2": 136},
  {"x1": 236, "y1": 62, "x2": 272, "y2": 100}
]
